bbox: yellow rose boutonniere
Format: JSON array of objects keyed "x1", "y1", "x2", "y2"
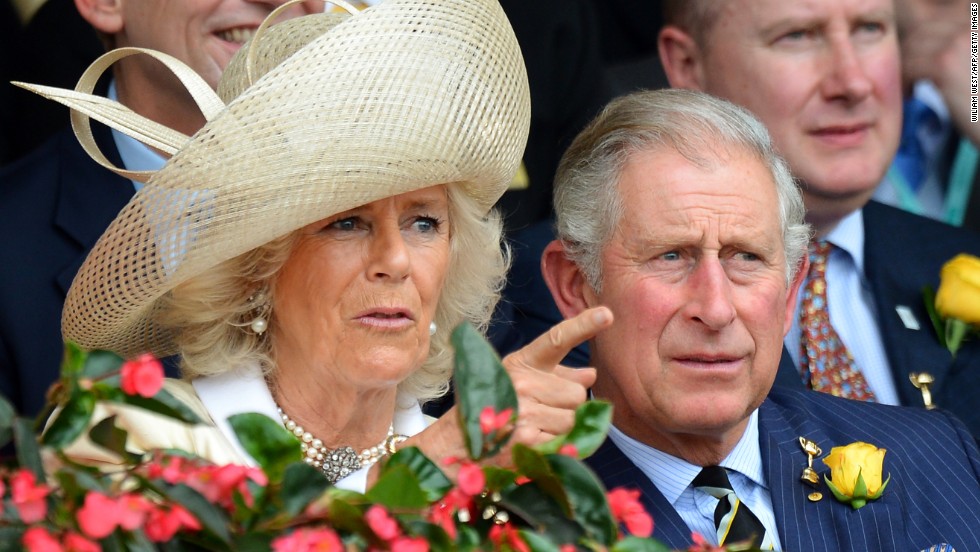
[
  {"x1": 822, "y1": 442, "x2": 891, "y2": 510},
  {"x1": 925, "y1": 254, "x2": 980, "y2": 357}
]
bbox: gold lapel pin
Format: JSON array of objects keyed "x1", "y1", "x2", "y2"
[
  {"x1": 909, "y1": 372, "x2": 937, "y2": 410},
  {"x1": 799, "y1": 437, "x2": 823, "y2": 502}
]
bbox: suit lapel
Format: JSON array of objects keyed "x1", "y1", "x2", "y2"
[
  {"x1": 759, "y1": 398, "x2": 902, "y2": 552},
  {"x1": 53, "y1": 124, "x2": 134, "y2": 295},
  {"x1": 860, "y1": 202, "x2": 968, "y2": 408},
  {"x1": 586, "y1": 439, "x2": 693, "y2": 548}
]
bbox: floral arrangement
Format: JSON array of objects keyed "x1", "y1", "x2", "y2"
[
  {"x1": 924, "y1": 253, "x2": 980, "y2": 356},
  {"x1": 0, "y1": 324, "x2": 757, "y2": 552}
]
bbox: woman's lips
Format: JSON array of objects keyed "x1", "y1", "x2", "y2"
[{"x1": 355, "y1": 308, "x2": 416, "y2": 330}]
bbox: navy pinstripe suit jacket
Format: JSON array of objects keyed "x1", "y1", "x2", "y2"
[{"x1": 587, "y1": 388, "x2": 980, "y2": 551}]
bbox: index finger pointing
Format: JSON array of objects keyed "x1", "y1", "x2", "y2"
[{"x1": 515, "y1": 306, "x2": 613, "y2": 370}]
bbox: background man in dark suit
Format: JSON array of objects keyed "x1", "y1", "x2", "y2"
[
  {"x1": 653, "y1": 0, "x2": 980, "y2": 435},
  {"x1": 542, "y1": 88, "x2": 980, "y2": 550},
  {"x1": 0, "y1": 0, "x2": 318, "y2": 416}
]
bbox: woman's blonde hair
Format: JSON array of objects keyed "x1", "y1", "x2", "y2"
[{"x1": 159, "y1": 183, "x2": 508, "y2": 404}]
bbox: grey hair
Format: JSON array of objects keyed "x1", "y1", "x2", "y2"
[
  {"x1": 161, "y1": 183, "x2": 508, "y2": 405},
  {"x1": 553, "y1": 88, "x2": 810, "y2": 292}
]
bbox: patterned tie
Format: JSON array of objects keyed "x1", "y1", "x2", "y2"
[
  {"x1": 692, "y1": 466, "x2": 768, "y2": 548},
  {"x1": 799, "y1": 240, "x2": 875, "y2": 401}
]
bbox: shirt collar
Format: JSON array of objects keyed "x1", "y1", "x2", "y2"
[
  {"x1": 823, "y1": 208, "x2": 865, "y2": 275},
  {"x1": 608, "y1": 409, "x2": 766, "y2": 507},
  {"x1": 107, "y1": 80, "x2": 167, "y2": 191}
]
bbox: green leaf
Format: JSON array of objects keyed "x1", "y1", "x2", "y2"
[
  {"x1": 512, "y1": 444, "x2": 568, "y2": 515},
  {"x1": 0, "y1": 393, "x2": 15, "y2": 448},
  {"x1": 365, "y1": 464, "x2": 430, "y2": 508},
  {"x1": 539, "y1": 401, "x2": 612, "y2": 457},
  {"x1": 0, "y1": 526, "x2": 25, "y2": 552},
  {"x1": 61, "y1": 342, "x2": 87, "y2": 377},
  {"x1": 852, "y1": 469, "x2": 868, "y2": 499},
  {"x1": 945, "y1": 318, "x2": 971, "y2": 357},
  {"x1": 547, "y1": 454, "x2": 617, "y2": 545},
  {"x1": 13, "y1": 417, "x2": 44, "y2": 479},
  {"x1": 868, "y1": 473, "x2": 891, "y2": 500},
  {"x1": 162, "y1": 484, "x2": 232, "y2": 544},
  {"x1": 81, "y1": 349, "x2": 125, "y2": 379},
  {"x1": 281, "y1": 462, "x2": 331, "y2": 516},
  {"x1": 519, "y1": 529, "x2": 563, "y2": 552},
  {"x1": 922, "y1": 286, "x2": 946, "y2": 348},
  {"x1": 88, "y1": 415, "x2": 143, "y2": 463},
  {"x1": 321, "y1": 496, "x2": 369, "y2": 534},
  {"x1": 404, "y1": 521, "x2": 454, "y2": 550},
  {"x1": 499, "y1": 483, "x2": 584, "y2": 544},
  {"x1": 611, "y1": 536, "x2": 673, "y2": 552},
  {"x1": 823, "y1": 475, "x2": 850, "y2": 504},
  {"x1": 41, "y1": 391, "x2": 96, "y2": 448},
  {"x1": 110, "y1": 387, "x2": 203, "y2": 425},
  {"x1": 232, "y1": 533, "x2": 276, "y2": 552},
  {"x1": 382, "y1": 446, "x2": 453, "y2": 502},
  {"x1": 451, "y1": 322, "x2": 518, "y2": 460},
  {"x1": 228, "y1": 413, "x2": 300, "y2": 481}
]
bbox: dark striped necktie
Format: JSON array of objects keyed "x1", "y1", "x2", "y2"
[{"x1": 692, "y1": 466, "x2": 768, "y2": 548}]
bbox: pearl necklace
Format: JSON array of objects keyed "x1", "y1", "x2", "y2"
[{"x1": 277, "y1": 406, "x2": 406, "y2": 483}]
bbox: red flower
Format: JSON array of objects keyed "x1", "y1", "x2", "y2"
[
  {"x1": 116, "y1": 493, "x2": 151, "y2": 530},
  {"x1": 144, "y1": 504, "x2": 202, "y2": 542},
  {"x1": 390, "y1": 536, "x2": 429, "y2": 552},
  {"x1": 271, "y1": 527, "x2": 344, "y2": 552},
  {"x1": 22, "y1": 527, "x2": 63, "y2": 552},
  {"x1": 479, "y1": 406, "x2": 513, "y2": 435},
  {"x1": 365, "y1": 505, "x2": 401, "y2": 541},
  {"x1": 119, "y1": 353, "x2": 164, "y2": 397},
  {"x1": 607, "y1": 488, "x2": 653, "y2": 537},
  {"x1": 687, "y1": 532, "x2": 726, "y2": 551},
  {"x1": 11, "y1": 469, "x2": 50, "y2": 523},
  {"x1": 457, "y1": 462, "x2": 486, "y2": 497},
  {"x1": 185, "y1": 464, "x2": 266, "y2": 508},
  {"x1": 429, "y1": 487, "x2": 473, "y2": 540},
  {"x1": 558, "y1": 444, "x2": 578, "y2": 457},
  {"x1": 76, "y1": 493, "x2": 120, "y2": 539},
  {"x1": 62, "y1": 532, "x2": 100, "y2": 552},
  {"x1": 488, "y1": 523, "x2": 529, "y2": 552}
]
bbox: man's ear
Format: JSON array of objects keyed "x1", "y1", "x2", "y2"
[
  {"x1": 75, "y1": 0, "x2": 124, "y2": 35},
  {"x1": 784, "y1": 253, "x2": 809, "y2": 336},
  {"x1": 657, "y1": 25, "x2": 708, "y2": 91},
  {"x1": 541, "y1": 240, "x2": 598, "y2": 319}
]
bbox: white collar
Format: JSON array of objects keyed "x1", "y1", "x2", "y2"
[{"x1": 191, "y1": 362, "x2": 428, "y2": 491}]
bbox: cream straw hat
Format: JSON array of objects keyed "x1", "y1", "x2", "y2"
[{"x1": 15, "y1": 0, "x2": 530, "y2": 359}]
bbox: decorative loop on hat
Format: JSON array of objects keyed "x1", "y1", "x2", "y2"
[
  {"x1": 245, "y1": 0, "x2": 361, "y2": 88},
  {"x1": 12, "y1": 48, "x2": 225, "y2": 183}
]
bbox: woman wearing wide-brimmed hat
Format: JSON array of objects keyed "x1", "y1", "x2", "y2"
[{"x1": 23, "y1": 0, "x2": 612, "y2": 490}]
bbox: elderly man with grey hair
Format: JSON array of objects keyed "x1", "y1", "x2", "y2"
[{"x1": 542, "y1": 89, "x2": 980, "y2": 550}]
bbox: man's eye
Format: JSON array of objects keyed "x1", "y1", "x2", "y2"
[{"x1": 661, "y1": 251, "x2": 681, "y2": 261}]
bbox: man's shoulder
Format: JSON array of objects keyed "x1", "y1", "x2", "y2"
[
  {"x1": 862, "y1": 201, "x2": 980, "y2": 254},
  {"x1": 765, "y1": 387, "x2": 976, "y2": 451}
]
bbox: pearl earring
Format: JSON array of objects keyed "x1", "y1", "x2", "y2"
[
  {"x1": 250, "y1": 316, "x2": 268, "y2": 335},
  {"x1": 238, "y1": 290, "x2": 271, "y2": 335},
  {"x1": 429, "y1": 321, "x2": 437, "y2": 336}
]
